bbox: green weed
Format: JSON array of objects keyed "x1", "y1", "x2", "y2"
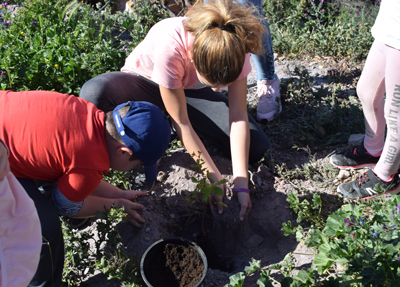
[
  {"x1": 62, "y1": 205, "x2": 143, "y2": 286},
  {"x1": 276, "y1": 159, "x2": 338, "y2": 189},
  {"x1": 264, "y1": 0, "x2": 380, "y2": 60},
  {"x1": 263, "y1": 66, "x2": 364, "y2": 151},
  {"x1": 104, "y1": 169, "x2": 135, "y2": 190},
  {"x1": 281, "y1": 194, "x2": 400, "y2": 286},
  {"x1": 0, "y1": 0, "x2": 166, "y2": 94},
  {"x1": 227, "y1": 194, "x2": 400, "y2": 286}
]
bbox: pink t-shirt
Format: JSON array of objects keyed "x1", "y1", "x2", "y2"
[
  {"x1": 0, "y1": 140, "x2": 41, "y2": 287},
  {"x1": 121, "y1": 17, "x2": 251, "y2": 90}
]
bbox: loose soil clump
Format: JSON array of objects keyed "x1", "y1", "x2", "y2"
[{"x1": 142, "y1": 240, "x2": 205, "y2": 287}]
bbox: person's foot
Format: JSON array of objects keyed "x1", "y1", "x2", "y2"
[
  {"x1": 256, "y1": 74, "x2": 281, "y2": 121},
  {"x1": 338, "y1": 168, "x2": 400, "y2": 200},
  {"x1": 330, "y1": 145, "x2": 380, "y2": 170}
]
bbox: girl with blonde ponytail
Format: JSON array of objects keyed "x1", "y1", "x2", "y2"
[
  {"x1": 80, "y1": 0, "x2": 271, "y2": 222},
  {"x1": 185, "y1": 0, "x2": 264, "y2": 86}
]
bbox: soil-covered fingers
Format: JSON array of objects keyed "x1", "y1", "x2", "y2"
[
  {"x1": 209, "y1": 182, "x2": 226, "y2": 215},
  {"x1": 123, "y1": 190, "x2": 148, "y2": 201},
  {"x1": 119, "y1": 199, "x2": 146, "y2": 228},
  {"x1": 209, "y1": 193, "x2": 224, "y2": 215},
  {"x1": 126, "y1": 213, "x2": 146, "y2": 228},
  {"x1": 238, "y1": 192, "x2": 252, "y2": 221}
]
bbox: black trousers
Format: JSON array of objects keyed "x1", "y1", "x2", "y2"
[
  {"x1": 80, "y1": 72, "x2": 270, "y2": 164},
  {"x1": 17, "y1": 178, "x2": 64, "y2": 287}
]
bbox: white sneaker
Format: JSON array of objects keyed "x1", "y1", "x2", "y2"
[{"x1": 256, "y1": 74, "x2": 281, "y2": 121}]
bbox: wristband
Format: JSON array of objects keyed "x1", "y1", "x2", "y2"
[{"x1": 232, "y1": 188, "x2": 250, "y2": 193}]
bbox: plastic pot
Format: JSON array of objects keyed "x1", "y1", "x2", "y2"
[{"x1": 140, "y1": 237, "x2": 207, "y2": 287}]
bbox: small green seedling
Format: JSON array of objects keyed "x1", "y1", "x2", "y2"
[{"x1": 185, "y1": 151, "x2": 227, "y2": 207}]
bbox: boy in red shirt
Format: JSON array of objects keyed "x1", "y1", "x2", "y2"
[{"x1": 0, "y1": 90, "x2": 171, "y2": 287}]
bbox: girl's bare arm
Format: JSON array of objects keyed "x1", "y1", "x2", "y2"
[
  {"x1": 227, "y1": 76, "x2": 252, "y2": 220},
  {"x1": 159, "y1": 85, "x2": 225, "y2": 213}
]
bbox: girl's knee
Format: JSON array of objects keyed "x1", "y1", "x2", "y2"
[
  {"x1": 80, "y1": 75, "x2": 110, "y2": 100},
  {"x1": 356, "y1": 82, "x2": 373, "y2": 106}
]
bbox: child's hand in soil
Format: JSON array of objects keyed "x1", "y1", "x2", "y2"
[
  {"x1": 209, "y1": 183, "x2": 226, "y2": 215},
  {"x1": 115, "y1": 193, "x2": 147, "y2": 228},
  {"x1": 0, "y1": 140, "x2": 10, "y2": 180},
  {"x1": 238, "y1": 192, "x2": 252, "y2": 221}
]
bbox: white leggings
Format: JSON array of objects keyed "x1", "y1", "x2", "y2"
[{"x1": 359, "y1": 39, "x2": 400, "y2": 177}]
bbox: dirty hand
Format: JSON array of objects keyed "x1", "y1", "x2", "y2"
[
  {"x1": 0, "y1": 141, "x2": 10, "y2": 180},
  {"x1": 121, "y1": 190, "x2": 148, "y2": 202},
  {"x1": 209, "y1": 182, "x2": 226, "y2": 215},
  {"x1": 116, "y1": 194, "x2": 147, "y2": 228},
  {"x1": 237, "y1": 192, "x2": 252, "y2": 221}
]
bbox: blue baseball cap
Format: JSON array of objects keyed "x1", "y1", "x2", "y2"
[{"x1": 113, "y1": 101, "x2": 171, "y2": 183}]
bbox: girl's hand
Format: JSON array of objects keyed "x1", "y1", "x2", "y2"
[
  {"x1": 209, "y1": 182, "x2": 226, "y2": 215},
  {"x1": 0, "y1": 141, "x2": 10, "y2": 180},
  {"x1": 237, "y1": 192, "x2": 252, "y2": 221}
]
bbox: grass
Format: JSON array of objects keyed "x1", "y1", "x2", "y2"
[
  {"x1": 0, "y1": 0, "x2": 389, "y2": 285},
  {"x1": 264, "y1": 0, "x2": 380, "y2": 61},
  {"x1": 0, "y1": 0, "x2": 167, "y2": 94}
]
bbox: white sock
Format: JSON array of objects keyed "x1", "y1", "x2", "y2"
[{"x1": 373, "y1": 169, "x2": 392, "y2": 182}]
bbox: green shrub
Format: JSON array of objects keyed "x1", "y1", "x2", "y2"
[
  {"x1": 227, "y1": 194, "x2": 400, "y2": 286},
  {"x1": 280, "y1": 193, "x2": 400, "y2": 286},
  {"x1": 62, "y1": 205, "x2": 143, "y2": 286},
  {"x1": 0, "y1": 0, "x2": 167, "y2": 94},
  {"x1": 264, "y1": 0, "x2": 380, "y2": 60},
  {"x1": 267, "y1": 66, "x2": 365, "y2": 149}
]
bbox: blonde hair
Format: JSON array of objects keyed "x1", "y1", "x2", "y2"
[{"x1": 184, "y1": 0, "x2": 266, "y2": 86}]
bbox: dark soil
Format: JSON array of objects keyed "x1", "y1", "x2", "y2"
[{"x1": 142, "y1": 239, "x2": 205, "y2": 287}]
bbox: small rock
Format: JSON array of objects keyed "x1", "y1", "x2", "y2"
[
  {"x1": 347, "y1": 89, "x2": 356, "y2": 97},
  {"x1": 348, "y1": 134, "x2": 365, "y2": 147},
  {"x1": 145, "y1": 227, "x2": 151, "y2": 233},
  {"x1": 337, "y1": 170, "x2": 351, "y2": 180},
  {"x1": 170, "y1": 214, "x2": 175, "y2": 219},
  {"x1": 157, "y1": 171, "x2": 167, "y2": 182},
  {"x1": 257, "y1": 165, "x2": 269, "y2": 174},
  {"x1": 257, "y1": 177, "x2": 263, "y2": 187},
  {"x1": 257, "y1": 166, "x2": 272, "y2": 179},
  {"x1": 245, "y1": 234, "x2": 264, "y2": 248}
]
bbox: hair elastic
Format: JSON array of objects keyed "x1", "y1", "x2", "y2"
[
  {"x1": 232, "y1": 188, "x2": 250, "y2": 193},
  {"x1": 216, "y1": 24, "x2": 235, "y2": 33}
]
